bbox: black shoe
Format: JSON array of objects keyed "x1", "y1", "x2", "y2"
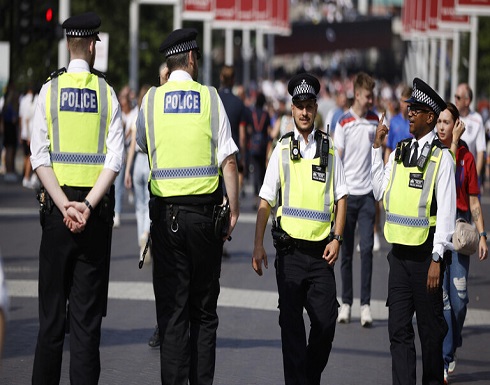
[{"x1": 148, "y1": 325, "x2": 160, "y2": 348}]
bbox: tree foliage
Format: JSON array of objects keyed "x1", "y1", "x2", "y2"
[
  {"x1": 2, "y1": 0, "x2": 177, "y2": 95},
  {"x1": 2, "y1": 2, "x2": 490, "y2": 99}
]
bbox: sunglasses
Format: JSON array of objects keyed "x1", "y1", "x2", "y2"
[
  {"x1": 454, "y1": 94, "x2": 465, "y2": 101},
  {"x1": 407, "y1": 105, "x2": 431, "y2": 115}
]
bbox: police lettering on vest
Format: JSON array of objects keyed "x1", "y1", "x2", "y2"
[
  {"x1": 60, "y1": 88, "x2": 98, "y2": 113},
  {"x1": 164, "y1": 91, "x2": 201, "y2": 113}
]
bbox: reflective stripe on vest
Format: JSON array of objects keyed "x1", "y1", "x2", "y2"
[
  {"x1": 277, "y1": 136, "x2": 334, "y2": 241},
  {"x1": 146, "y1": 83, "x2": 220, "y2": 197},
  {"x1": 383, "y1": 145, "x2": 442, "y2": 246},
  {"x1": 48, "y1": 74, "x2": 109, "y2": 187}
]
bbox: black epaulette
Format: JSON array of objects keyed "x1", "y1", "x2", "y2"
[
  {"x1": 91, "y1": 68, "x2": 107, "y2": 80},
  {"x1": 44, "y1": 67, "x2": 66, "y2": 83},
  {"x1": 432, "y1": 137, "x2": 447, "y2": 150},
  {"x1": 398, "y1": 137, "x2": 412, "y2": 147},
  {"x1": 279, "y1": 131, "x2": 294, "y2": 142},
  {"x1": 314, "y1": 129, "x2": 328, "y2": 141}
]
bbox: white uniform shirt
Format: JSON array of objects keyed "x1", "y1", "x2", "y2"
[
  {"x1": 460, "y1": 110, "x2": 486, "y2": 161},
  {"x1": 334, "y1": 107, "x2": 378, "y2": 195},
  {"x1": 30, "y1": 59, "x2": 124, "y2": 173},
  {"x1": 135, "y1": 70, "x2": 238, "y2": 167},
  {"x1": 371, "y1": 130, "x2": 456, "y2": 257},
  {"x1": 259, "y1": 127, "x2": 349, "y2": 208}
]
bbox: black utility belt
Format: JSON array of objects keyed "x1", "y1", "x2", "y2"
[
  {"x1": 150, "y1": 198, "x2": 230, "y2": 240},
  {"x1": 165, "y1": 203, "x2": 215, "y2": 218},
  {"x1": 271, "y1": 223, "x2": 330, "y2": 253},
  {"x1": 293, "y1": 237, "x2": 329, "y2": 250}
]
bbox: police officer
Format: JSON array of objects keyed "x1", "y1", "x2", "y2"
[
  {"x1": 372, "y1": 78, "x2": 456, "y2": 385},
  {"x1": 252, "y1": 73, "x2": 348, "y2": 385},
  {"x1": 29, "y1": 12, "x2": 124, "y2": 385},
  {"x1": 135, "y1": 28, "x2": 239, "y2": 385}
]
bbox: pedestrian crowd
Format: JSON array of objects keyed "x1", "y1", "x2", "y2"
[{"x1": 1, "y1": 10, "x2": 489, "y2": 385}]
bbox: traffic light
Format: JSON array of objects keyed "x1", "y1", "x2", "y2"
[
  {"x1": 45, "y1": 7, "x2": 53, "y2": 23},
  {"x1": 17, "y1": 0, "x2": 34, "y2": 46},
  {"x1": 36, "y1": 3, "x2": 63, "y2": 43}
]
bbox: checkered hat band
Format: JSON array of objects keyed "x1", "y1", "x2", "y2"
[
  {"x1": 165, "y1": 40, "x2": 198, "y2": 58},
  {"x1": 66, "y1": 29, "x2": 98, "y2": 38},
  {"x1": 412, "y1": 87, "x2": 441, "y2": 115},
  {"x1": 293, "y1": 81, "x2": 316, "y2": 98}
]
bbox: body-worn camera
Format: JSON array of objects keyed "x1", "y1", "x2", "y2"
[{"x1": 290, "y1": 139, "x2": 300, "y2": 160}]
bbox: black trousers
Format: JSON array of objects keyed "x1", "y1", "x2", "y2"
[
  {"x1": 275, "y1": 245, "x2": 338, "y2": 385},
  {"x1": 387, "y1": 250, "x2": 447, "y2": 385},
  {"x1": 151, "y1": 205, "x2": 222, "y2": 385},
  {"x1": 32, "y1": 191, "x2": 113, "y2": 385}
]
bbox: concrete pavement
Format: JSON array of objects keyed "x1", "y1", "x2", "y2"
[{"x1": 1, "y1": 173, "x2": 489, "y2": 384}]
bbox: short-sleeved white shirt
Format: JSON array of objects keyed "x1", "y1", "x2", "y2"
[
  {"x1": 460, "y1": 110, "x2": 486, "y2": 160},
  {"x1": 334, "y1": 107, "x2": 378, "y2": 195}
]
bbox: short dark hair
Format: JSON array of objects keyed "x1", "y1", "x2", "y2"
[
  {"x1": 354, "y1": 72, "x2": 375, "y2": 92},
  {"x1": 220, "y1": 66, "x2": 235, "y2": 88},
  {"x1": 255, "y1": 92, "x2": 266, "y2": 109},
  {"x1": 167, "y1": 51, "x2": 190, "y2": 73}
]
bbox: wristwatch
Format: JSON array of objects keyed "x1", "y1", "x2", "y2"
[
  {"x1": 432, "y1": 252, "x2": 441, "y2": 263},
  {"x1": 332, "y1": 234, "x2": 343, "y2": 245},
  {"x1": 480, "y1": 231, "x2": 487, "y2": 240}
]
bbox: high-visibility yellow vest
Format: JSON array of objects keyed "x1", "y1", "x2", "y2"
[
  {"x1": 46, "y1": 71, "x2": 111, "y2": 187},
  {"x1": 277, "y1": 134, "x2": 335, "y2": 241},
  {"x1": 383, "y1": 143, "x2": 443, "y2": 246},
  {"x1": 144, "y1": 81, "x2": 220, "y2": 197}
]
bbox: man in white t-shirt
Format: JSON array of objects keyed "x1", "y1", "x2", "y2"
[
  {"x1": 334, "y1": 72, "x2": 379, "y2": 327},
  {"x1": 455, "y1": 83, "x2": 486, "y2": 179}
]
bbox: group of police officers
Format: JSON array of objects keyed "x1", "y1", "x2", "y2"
[{"x1": 29, "y1": 10, "x2": 458, "y2": 385}]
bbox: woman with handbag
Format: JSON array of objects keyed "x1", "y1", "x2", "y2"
[{"x1": 436, "y1": 102, "x2": 488, "y2": 384}]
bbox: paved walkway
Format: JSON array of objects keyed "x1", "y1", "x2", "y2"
[{"x1": 1, "y1": 173, "x2": 489, "y2": 384}]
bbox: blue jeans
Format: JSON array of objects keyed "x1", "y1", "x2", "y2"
[
  {"x1": 340, "y1": 193, "x2": 375, "y2": 306},
  {"x1": 133, "y1": 152, "x2": 150, "y2": 241},
  {"x1": 442, "y1": 250, "x2": 470, "y2": 369}
]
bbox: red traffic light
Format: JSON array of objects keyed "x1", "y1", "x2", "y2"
[{"x1": 45, "y1": 8, "x2": 53, "y2": 22}]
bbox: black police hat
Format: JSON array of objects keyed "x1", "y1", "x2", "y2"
[
  {"x1": 62, "y1": 11, "x2": 101, "y2": 41},
  {"x1": 405, "y1": 77, "x2": 446, "y2": 116},
  {"x1": 159, "y1": 28, "x2": 200, "y2": 59},
  {"x1": 288, "y1": 73, "x2": 320, "y2": 101}
]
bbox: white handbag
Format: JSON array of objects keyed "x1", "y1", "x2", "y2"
[{"x1": 452, "y1": 218, "x2": 479, "y2": 256}]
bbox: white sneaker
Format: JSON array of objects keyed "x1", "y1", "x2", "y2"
[
  {"x1": 30, "y1": 174, "x2": 41, "y2": 190},
  {"x1": 373, "y1": 233, "x2": 381, "y2": 251},
  {"x1": 337, "y1": 303, "x2": 351, "y2": 323},
  {"x1": 360, "y1": 304, "x2": 373, "y2": 327},
  {"x1": 448, "y1": 354, "x2": 456, "y2": 373},
  {"x1": 444, "y1": 368, "x2": 449, "y2": 384},
  {"x1": 113, "y1": 213, "x2": 121, "y2": 228},
  {"x1": 22, "y1": 178, "x2": 34, "y2": 189}
]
